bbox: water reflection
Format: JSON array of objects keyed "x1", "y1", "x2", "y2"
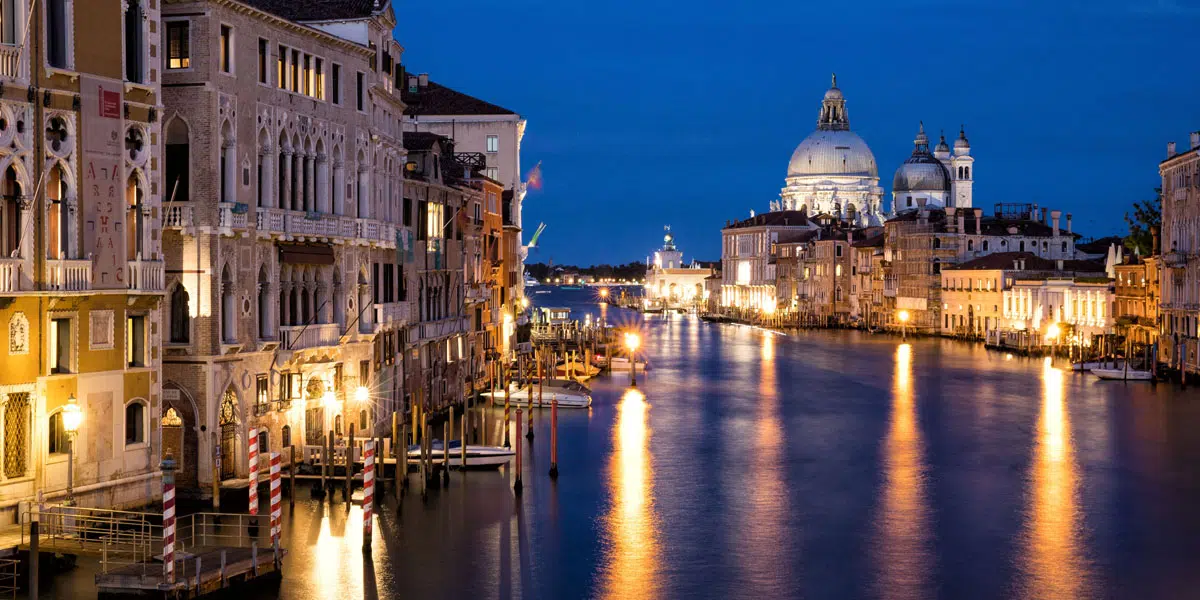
[
  {"x1": 739, "y1": 330, "x2": 789, "y2": 594},
  {"x1": 1017, "y1": 358, "x2": 1091, "y2": 599},
  {"x1": 874, "y1": 343, "x2": 932, "y2": 599},
  {"x1": 599, "y1": 387, "x2": 660, "y2": 600}
]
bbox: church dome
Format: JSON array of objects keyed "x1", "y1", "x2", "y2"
[
  {"x1": 787, "y1": 130, "x2": 879, "y2": 179},
  {"x1": 893, "y1": 122, "x2": 950, "y2": 192}
]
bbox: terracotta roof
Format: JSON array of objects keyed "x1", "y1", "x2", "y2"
[
  {"x1": 724, "y1": 210, "x2": 811, "y2": 230},
  {"x1": 944, "y1": 251, "x2": 1105, "y2": 273},
  {"x1": 403, "y1": 80, "x2": 517, "y2": 116},
  {"x1": 242, "y1": 0, "x2": 380, "y2": 21}
]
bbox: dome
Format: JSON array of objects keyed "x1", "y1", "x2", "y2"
[
  {"x1": 893, "y1": 157, "x2": 950, "y2": 192},
  {"x1": 934, "y1": 133, "x2": 950, "y2": 154},
  {"x1": 787, "y1": 129, "x2": 878, "y2": 179}
]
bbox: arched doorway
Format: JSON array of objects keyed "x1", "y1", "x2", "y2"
[
  {"x1": 218, "y1": 388, "x2": 238, "y2": 480},
  {"x1": 161, "y1": 384, "x2": 199, "y2": 488}
]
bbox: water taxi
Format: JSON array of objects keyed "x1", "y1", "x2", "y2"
[
  {"x1": 407, "y1": 441, "x2": 514, "y2": 469},
  {"x1": 482, "y1": 379, "x2": 593, "y2": 408}
]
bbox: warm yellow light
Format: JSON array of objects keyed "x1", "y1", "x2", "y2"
[
  {"x1": 600, "y1": 288, "x2": 609, "y2": 298},
  {"x1": 322, "y1": 391, "x2": 337, "y2": 409},
  {"x1": 897, "y1": 310, "x2": 910, "y2": 324},
  {"x1": 624, "y1": 332, "x2": 641, "y2": 353},
  {"x1": 763, "y1": 302, "x2": 776, "y2": 315},
  {"x1": 1045, "y1": 323, "x2": 1061, "y2": 341},
  {"x1": 354, "y1": 386, "x2": 369, "y2": 404},
  {"x1": 62, "y1": 394, "x2": 82, "y2": 433}
]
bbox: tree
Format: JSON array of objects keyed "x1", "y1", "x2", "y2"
[{"x1": 1124, "y1": 188, "x2": 1162, "y2": 257}]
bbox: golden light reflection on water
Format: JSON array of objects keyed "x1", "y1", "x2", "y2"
[
  {"x1": 875, "y1": 343, "x2": 931, "y2": 600},
  {"x1": 599, "y1": 387, "x2": 660, "y2": 600},
  {"x1": 1018, "y1": 358, "x2": 1091, "y2": 599},
  {"x1": 738, "y1": 330, "x2": 788, "y2": 593}
]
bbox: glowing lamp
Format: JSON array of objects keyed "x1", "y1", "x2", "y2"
[
  {"x1": 600, "y1": 288, "x2": 609, "y2": 299},
  {"x1": 520, "y1": 297, "x2": 530, "y2": 309},
  {"x1": 1045, "y1": 322, "x2": 1061, "y2": 341},
  {"x1": 322, "y1": 391, "x2": 337, "y2": 410},
  {"x1": 354, "y1": 386, "x2": 369, "y2": 404},
  {"x1": 624, "y1": 332, "x2": 641, "y2": 353},
  {"x1": 62, "y1": 394, "x2": 82, "y2": 434},
  {"x1": 897, "y1": 310, "x2": 910, "y2": 324}
]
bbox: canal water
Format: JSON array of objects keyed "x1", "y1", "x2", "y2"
[{"x1": 42, "y1": 287, "x2": 1200, "y2": 599}]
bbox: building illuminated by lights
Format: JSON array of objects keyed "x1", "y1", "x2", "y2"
[
  {"x1": 719, "y1": 211, "x2": 814, "y2": 313},
  {"x1": 1113, "y1": 252, "x2": 1160, "y2": 346},
  {"x1": 644, "y1": 227, "x2": 715, "y2": 311},
  {"x1": 1159, "y1": 134, "x2": 1200, "y2": 375}
]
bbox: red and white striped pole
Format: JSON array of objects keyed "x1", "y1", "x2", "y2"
[
  {"x1": 269, "y1": 452, "x2": 281, "y2": 544},
  {"x1": 162, "y1": 456, "x2": 177, "y2": 585},
  {"x1": 248, "y1": 427, "x2": 259, "y2": 516},
  {"x1": 362, "y1": 440, "x2": 374, "y2": 554}
]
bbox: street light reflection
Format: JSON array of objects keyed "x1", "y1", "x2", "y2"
[
  {"x1": 600, "y1": 387, "x2": 659, "y2": 600},
  {"x1": 874, "y1": 342, "x2": 930, "y2": 599},
  {"x1": 1018, "y1": 358, "x2": 1091, "y2": 598}
]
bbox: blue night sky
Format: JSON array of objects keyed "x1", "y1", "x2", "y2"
[{"x1": 398, "y1": 0, "x2": 1199, "y2": 266}]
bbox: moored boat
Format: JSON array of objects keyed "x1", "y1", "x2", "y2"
[
  {"x1": 407, "y1": 440, "x2": 514, "y2": 469},
  {"x1": 1090, "y1": 367, "x2": 1153, "y2": 381},
  {"x1": 605, "y1": 356, "x2": 650, "y2": 372},
  {"x1": 482, "y1": 378, "x2": 593, "y2": 408},
  {"x1": 1072, "y1": 359, "x2": 1122, "y2": 372}
]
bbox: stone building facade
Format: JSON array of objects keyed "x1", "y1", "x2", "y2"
[
  {"x1": 0, "y1": 0, "x2": 166, "y2": 520},
  {"x1": 1160, "y1": 135, "x2": 1200, "y2": 376},
  {"x1": 160, "y1": 0, "x2": 411, "y2": 489}
]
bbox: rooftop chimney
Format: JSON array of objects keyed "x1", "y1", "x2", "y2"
[
  {"x1": 1192, "y1": 132, "x2": 1200, "y2": 150},
  {"x1": 973, "y1": 208, "x2": 983, "y2": 234},
  {"x1": 1041, "y1": 207, "x2": 1048, "y2": 225},
  {"x1": 947, "y1": 207, "x2": 958, "y2": 233},
  {"x1": 418, "y1": 73, "x2": 429, "y2": 88},
  {"x1": 1056, "y1": 259, "x2": 1064, "y2": 271},
  {"x1": 1013, "y1": 260, "x2": 1021, "y2": 271},
  {"x1": 1051, "y1": 210, "x2": 1061, "y2": 237},
  {"x1": 1152, "y1": 225, "x2": 1160, "y2": 255},
  {"x1": 1066, "y1": 213, "x2": 1073, "y2": 235},
  {"x1": 1168, "y1": 141, "x2": 1177, "y2": 158}
]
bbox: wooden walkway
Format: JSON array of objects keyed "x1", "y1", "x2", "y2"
[{"x1": 96, "y1": 546, "x2": 285, "y2": 596}]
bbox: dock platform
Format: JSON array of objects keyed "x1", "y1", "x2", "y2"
[{"x1": 96, "y1": 546, "x2": 285, "y2": 597}]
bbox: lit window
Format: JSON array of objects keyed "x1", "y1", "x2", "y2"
[{"x1": 166, "y1": 21, "x2": 190, "y2": 69}]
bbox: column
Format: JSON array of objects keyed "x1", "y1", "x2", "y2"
[
  {"x1": 317, "y1": 281, "x2": 332, "y2": 324},
  {"x1": 64, "y1": 195, "x2": 78, "y2": 259},
  {"x1": 280, "y1": 282, "x2": 292, "y2": 327},
  {"x1": 315, "y1": 153, "x2": 330, "y2": 214},
  {"x1": 304, "y1": 155, "x2": 316, "y2": 213},
  {"x1": 357, "y1": 166, "x2": 370, "y2": 219},
  {"x1": 291, "y1": 154, "x2": 301, "y2": 211},
  {"x1": 280, "y1": 151, "x2": 293, "y2": 212},
  {"x1": 332, "y1": 161, "x2": 344, "y2": 216}
]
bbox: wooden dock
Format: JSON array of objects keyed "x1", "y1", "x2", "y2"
[{"x1": 96, "y1": 546, "x2": 285, "y2": 597}]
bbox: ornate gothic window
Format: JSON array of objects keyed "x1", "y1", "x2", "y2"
[{"x1": 8, "y1": 312, "x2": 28, "y2": 354}]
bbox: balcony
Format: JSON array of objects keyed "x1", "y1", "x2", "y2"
[
  {"x1": 127, "y1": 259, "x2": 164, "y2": 292},
  {"x1": 256, "y1": 207, "x2": 357, "y2": 241},
  {"x1": 1163, "y1": 251, "x2": 1190, "y2": 269},
  {"x1": 46, "y1": 259, "x2": 91, "y2": 292},
  {"x1": 279, "y1": 323, "x2": 342, "y2": 351},
  {"x1": 163, "y1": 205, "x2": 195, "y2": 230},
  {"x1": 465, "y1": 285, "x2": 492, "y2": 303},
  {"x1": 414, "y1": 316, "x2": 469, "y2": 343},
  {"x1": 0, "y1": 257, "x2": 22, "y2": 292},
  {"x1": 0, "y1": 43, "x2": 27, "y2": 82},
  {"x1": 218, "y1": 202, "x2": 249, "y2": 235},
  {"x1": 356, "y1": 218, "x2": 398, "y2": 248},
  {"x1": 374, "y1": 301, "x2": 414, "y2": 328}
]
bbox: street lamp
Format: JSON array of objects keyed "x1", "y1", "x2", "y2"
[
  {"x1": 897, "y1": 310, "x2": 910, "y2": 341},
  {"x1": 354, "y1": 385, "x2": 369, "y2": 404},
  {"x1": 624, "y1": 332, "x2": 641, "y2": 387},
  {"x1": 599, "y1": 288, "x2": 609, "y2": 301},
  {"x1": 62, "y1": 394, "x2": 82, "y2": 505},
  {"x1": 1046, "y1": 322, "x2": 1061, "y2": 360}
]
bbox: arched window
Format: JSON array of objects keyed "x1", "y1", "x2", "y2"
[
  {"x1": 1061, "y1": 241, "x2": 1067, "y2": 253},
  {"x1": 257, "y1": 429, "x2": 268, "y2": 454},
  {"x1": 964, "y1": 166, "x2": 970, "y2": 179},
  {"x1": 125, "y1": 401, "x2": 146, "y2": 445},
  {"x1": 335, "y1": 414, "x2": 343, "y2": 436},
  {"x1": 220, "y1": 121, "x2": 235, "y2": 204},
  {"x1": 170, "y1": 283, "x2": 190, "y2": 343},
  {"x1": 124, "y1": 0, "x2": 144, "y2": 83},
  {"x1": 46, "y1": 163, "x2": 70, "y2": 259},
  {"x1": 48, "y1": 411, "x2": 68, "y2": 454},
  {"x1": 220, "y1": 266, "x2": 235, "y2": 343},
  {"x1": 165, "y1": 119, "x2": 190, "y2": 201},
  {"x1": 257, "y1": 266, "x2": 271, "y2": 339},
  {"x1": 2, "y1": 165, "x2": 22, "y2": 257},
  {"x1": 281, "y1": 424, "x2": 291, "y2": 448},
  {"x1": 46, "y1": 0, "x2": 69, "y2": 69},
  {"x1": 359, "y1": 409, "x2": 367, "y2": 431},
  {"x1": 967, "y1": 240, "x2": 974, "y2": 252}
]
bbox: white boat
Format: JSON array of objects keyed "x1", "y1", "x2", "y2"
[
  {"x1": 407, "y1": 440, "x2": 514, "y2": 469},
  {"x1": 1072, "y1": 359, "x2": 1122, "y2": 372},
  {"x1": 1090, "y1": 367, "x2": 1153, "y2": 381},
  {"x1": 605, "y1": 356, "x2": 650, "y2": 372},
  {"x1": 482, "y1": 379, "x2": 592, "y2": 408},
  {"x1": 524, "y1": 275, "x2": 540, "y2": 287}
]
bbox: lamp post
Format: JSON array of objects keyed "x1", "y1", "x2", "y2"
[
  {"x1": 62, "y1": 394, "x2": 82, "y2": 505},
  {"x1": 624, "y1": 332, "x2": 641, "y2": 387},
  {"x1": 897, "y1": 310, "x2": 910, "y2": 341},
  {"x1": 1046, "y1": 322, "x2": 1061, "y2": 361}
]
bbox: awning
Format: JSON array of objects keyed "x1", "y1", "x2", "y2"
[{"x1": 279, "y1": 243, "x2": 334, "y2": 265}]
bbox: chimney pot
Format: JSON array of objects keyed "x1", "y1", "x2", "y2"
[
  {"x1": 1168, "y1": 141, "x2": 1177, "y2": 157},
  {"x1": 1013, "y1": 260, "x2": 1021, "y2": 271},
  {"x1": 1051, "y1": 210, "x2": 1061, "y2": 237},
  {"x1": 1066, "y1": 213, "x2": 1073, "y2": 235},
  {"x1": 1191, "y1": 132, "x2": 1199, "y2": 150},
  {"x1": 1041, "y1": 207, "x2": 1048, "y2": 224},
  {"x1": 973, "y1": 208, "x2": 983, "y2": 234},
  {"x1": 1056, "y1": 259, "x2": 1064, "y2": 271},
  {"x1": 418, "y1": 73, "x2": 429, "y2": 88}
]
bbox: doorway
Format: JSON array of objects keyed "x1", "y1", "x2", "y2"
[{"x1": 218, "y1": 388, "x2": 238, "y2": 480}]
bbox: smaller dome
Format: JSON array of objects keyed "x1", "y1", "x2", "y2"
[
  {"x1": 935, "y1": 132, "x2": 950, "y2": 154},
  {"x1": 955, "y1": 125, "x2": 970, "y2": 149},
  {"x1": 824, "y1": 87, "x2": 843, "y2": 102},
  {"x1": 893, "y1": 158, "x2": 950, "y2": 193}
]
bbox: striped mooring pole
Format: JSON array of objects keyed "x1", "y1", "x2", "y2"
[
  {"x1": 248, "y1": 427, "x2": 259, "y2": 516},
  {"x1": 269, "y1": 452, "x2": 281, "y2": 543},
  {"x1": 363, "y1": 440, "x2": 375, "y2": 554},
  {"x1": 162, "y1": 456, "x2": 177, "y2": 585}
]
